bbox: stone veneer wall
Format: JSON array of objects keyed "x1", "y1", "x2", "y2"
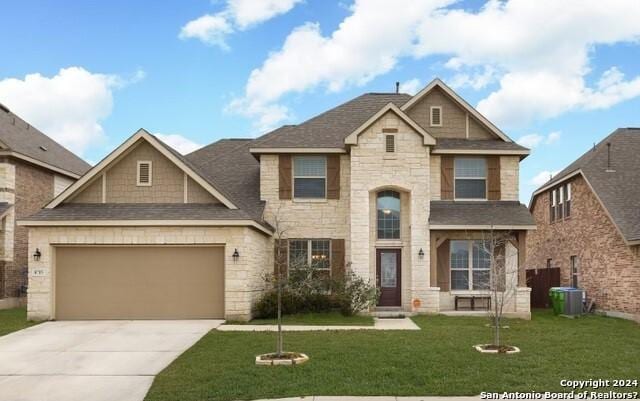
[
  {"x1": 0, "y1": 161, "x2": 15, "y2": 299},
  {"x1": 350, "y1": 110, "x2": 438, "y2": 312},
  {"x1": 27, "y1": 226, "x2": 271, "y2": 321},
  {"x1": 527, "y1": 174, "x2": 640, "y2": 321},
  {"x1": 260, "y1": 154, "x2": 351, "y2": 262}
]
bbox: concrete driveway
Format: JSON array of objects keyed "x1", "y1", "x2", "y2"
[{"x1": 0, "y1": 320, "x2": 223, "y2": 401}]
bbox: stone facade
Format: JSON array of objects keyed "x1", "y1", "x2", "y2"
[
  {"x1": 527, "y1": 174, "x2": 640, "y2": 321},
  {"x1": 349, "y1": 110, "x2": 436, "y2": 312},
  {"x1": 27, "y1": 226, "x2": 271, "y2": 321},
  {"x1": 260, "y1": 153, "x2": 351, "y2": 263}
]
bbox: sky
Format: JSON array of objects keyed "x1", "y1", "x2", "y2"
[{"x1": 1, "y1": 0, "x2": 640, "y2": 204}]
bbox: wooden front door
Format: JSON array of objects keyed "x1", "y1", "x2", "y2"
[{"x1": 376, "y1": 249, "x2": 401, "y2": 306}]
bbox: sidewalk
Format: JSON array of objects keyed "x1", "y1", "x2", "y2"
[{"x1": 218, "y1": 317, "x2": 420, "y2": 331}]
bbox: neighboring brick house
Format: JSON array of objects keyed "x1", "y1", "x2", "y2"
[
  {"x1": 0, "y1": 104, "x2": 90, "y2": 308},
  {"x1": 21, "y1": 78, "x2": 535, "y2": 321},
  {"x1": 526, "y1": 128, "x2": 640, "y2": 322}
]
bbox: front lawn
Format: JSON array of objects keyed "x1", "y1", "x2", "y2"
[
  {"x1": 146, "y1": 310, "x2": 639, "y2": 401},
  {"x1": 239, "y1": 311, "x2": 374, "y2": 326},
  {"x1": 0, "y1": 307, "x2": 38, "y2": 337}
]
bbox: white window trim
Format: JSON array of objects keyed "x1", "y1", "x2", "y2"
[
  {"x1": 450, "y1": 240, "x2": 491, "y2": 291},
  {"x1": 430, "y1": 106, "x2": 443, "y2": 127},
  {"x1": 136, "y1": 160, "x2": 152, "y2": 187},
  {"x1": 288, "y1": 239, "x2": 332, "y2": 271},
  {"x1": 566, "y1": 183, "x2": 572, "y2": 200},
  {"x1": 453, "y1": 157, "x2": 487, "y2": 201},
  {"x1": 292, "y1": 156, "x2": 327, "y2": 200}
]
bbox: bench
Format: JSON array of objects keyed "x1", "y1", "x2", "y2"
[{"x1": 454, "y1": 295, "x2": 491, "y2": 311}]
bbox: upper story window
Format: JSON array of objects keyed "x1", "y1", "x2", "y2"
[
  {"x1": 430, "y1": 106, "x2": 442, "y2": 127},
  {"x1": 377, "y1": 190, "x2": 400, "y2": 239},
  {"x1": 136, "y1": 161, "x2": 152, "y2": 186},
  {"x1": 293, "y1": 156, "x2": 326, "y2": 199},
  {"x1": 385, "y1": 134, "x2": 395, "y2": 153},
  {"x1": 450, "y1": 240, "x2": 491, "y2": 291},
  {"x1": 550, "y1": 182, "x2": 571, "y2": 222},
  {"x1": 454, "y1": 157, "x2": 487, "y2": 200}
]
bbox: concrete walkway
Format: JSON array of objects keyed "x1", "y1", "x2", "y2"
[
  {"x1": 0, "y1": 320, "x2": 223, "y2": 401},
  {"x1": 218, "y1": 317, "x2": 420, "y2": 331}
]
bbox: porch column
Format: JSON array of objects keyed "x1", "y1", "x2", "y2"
[{"x1": 429, "y1": 231, "x2": 437, "y2": 287}]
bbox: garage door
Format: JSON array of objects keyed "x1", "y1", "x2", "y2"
[{"x1": 55, "y1": 246, "x2": 224, "y2": 320}]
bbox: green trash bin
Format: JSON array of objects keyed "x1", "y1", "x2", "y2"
[{"x1": 549, "y1": 287, "x2": 572, "y2": 315}]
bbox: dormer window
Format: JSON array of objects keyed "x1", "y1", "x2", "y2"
[
  {"x1": 137, "y1": 161, "x2": 152, "y2": 186},
  {"x1": 385, "y1": 134, "x2": 395, "y2": 153},
  {"x1": 430, "y1": 106, "x2": 442, "y2": 127}
]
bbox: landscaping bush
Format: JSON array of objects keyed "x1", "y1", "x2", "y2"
[
  {"x1": 252, "y1": 289, "x2": 336, "y2": 318},
  {"x1": 333, "y1": 270, "x2": 379, "y2": 316}
]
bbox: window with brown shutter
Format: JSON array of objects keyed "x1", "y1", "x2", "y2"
[
  {"x1": 331, "y1": 239, "x2": 345, "y2": 280},
  {"x1": 278, "y1": 155, "x2": 292, "y2": 200},
  {"x1": 441, "y1": 156, "x2": 454, "y2": 200},
  {"x1": 326, "y1": 155, "x2": 340, "y2": 199},
  {"x1": 437, "y1": 240, "x2": 450, "y2": 291}
]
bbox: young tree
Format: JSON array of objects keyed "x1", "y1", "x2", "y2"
[{"x1": 480, "y1": 228, "x2": 521, "y2": 348}]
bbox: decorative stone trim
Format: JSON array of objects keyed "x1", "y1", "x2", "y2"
[
  {"x1": 473, "y1": 344, "x2": 520, "y2": 354},
  {"x1": 255, "y1": 352, "x2": 309, "y2": 366}
]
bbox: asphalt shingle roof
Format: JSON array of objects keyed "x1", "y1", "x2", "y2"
[
  {"x1": 251, "y1": 93, "x2": 412, "y2": 149},
  {"x1": 430, "y1": 201, "x2": 535, "y2": 227},
  {"x1": 538, "y1": 128, "x2": 640, "y2": 242},
  {"x1": 0, "y1": 106, "x2": 91, "y2": 176},
  {"x1": 434, "y1": 138, "x2": 529, "y2": 152}
]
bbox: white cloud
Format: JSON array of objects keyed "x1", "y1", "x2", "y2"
[
  {"x1": 231, "y1": 0, "x2": 640, "y2": 130},
  {"x1": 154, "y1": 133, "x2": 203, "y2": 154},
  {"x1": 180, "y1": 0, "x2": 303, "y2": 48},
  {"x1": 516, "y1": 134, "x2": 543, "y2": 148},
  {"x1": 546, "y1": 131, "x2": 561, "y2": 144},
  {"x1": 413, "y1": 0, "x2": 640, "y2": 127},
  {"x1": 517, "y1": 131, "x2": 561, "y2": 148},
  {"x1": 230, "y1": 0, "x2": 453, "y2": 130},
  {"x1": 0, "y1": 66, "x2": 137, "y2": 156},
  {"x1": 530, "y1": 170, "x2": 560, "y2": 187},
  {"x1": 399, "y1": 78, "x2": 422, "y2": 95}
]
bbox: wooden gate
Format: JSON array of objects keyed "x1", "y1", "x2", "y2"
[{"x1": 526, "y1": 268, "x2": 560, "y2": 308}]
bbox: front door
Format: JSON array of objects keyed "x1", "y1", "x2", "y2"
[{"x1": 376, "y1": 249, "x2": 401, "y2": 306}]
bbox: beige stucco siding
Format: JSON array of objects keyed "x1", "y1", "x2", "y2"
[
  {"x1": 406, "y1": 87, "x2": 494, "y2": 139},
  {"x1": 66, "y1": 142, "x2": 218, "y2": 204},
  {"x1": 69, "y1": 177, "x2": 102, "y2": 203},
  {"x1": 27, "y1": 226, "x2": 271, "y2": 321},
  {"x1": 187, "y1": 176, "x2": 219, "y2": 203}
]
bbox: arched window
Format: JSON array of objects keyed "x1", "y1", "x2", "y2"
[{"x1": 377, "y1": 190, "x2": 400, "y2": 239}]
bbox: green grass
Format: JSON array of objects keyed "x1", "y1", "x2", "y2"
[
  {"x1": 236, "y1": 311, "x2": 374, "y2": 326},
  {"x1": 146, "y1": 310, "x2": 640, "y2": 401},
  {"x1": 0, "y1": 307, "x2": 38, "y2": 337}
]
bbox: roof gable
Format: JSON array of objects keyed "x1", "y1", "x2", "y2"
[
  {"x1": 47, "y1": 129, "x2": 238, "y2": 209},
  {"x1": 402, "y1": 78, "x2": 512, "y2": 142},
  {"x1": 344, "y1": 103, "x2": 436, "y2": 146}
]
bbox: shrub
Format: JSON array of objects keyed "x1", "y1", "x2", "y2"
[
  {"x1": 252, "y1": 289, "x2": 336, "y2": 319},
  {"x1": 333, "y1": 270, "x2": 379, "y2": 316}
]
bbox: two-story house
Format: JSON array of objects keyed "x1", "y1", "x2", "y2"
[
  {"x1": 20, "y1": 79, "x2": 534, "y2": 321},
  {"x1": 0, "y1": 104, "x2": 90, "y2": 309},
  {"x1": 526, "y1": 128, "x2": 640, "y2": 322}
]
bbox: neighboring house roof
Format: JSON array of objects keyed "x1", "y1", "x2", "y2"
[
  {"x1": 250, "y1": 93, "x2": 411, "y2": 150},
  {"x1": 0, "y1": 105, "x2": 90, "y2": 177},
  {"x1": 432, "y1": 138, "x2": 529, "y2": 156},
  {"x1": 531, "y1": 128, "x2": 640, "y2": 243},
  {"x1": 429, "y1": 201, "x2": 536, "y2": 229}
]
